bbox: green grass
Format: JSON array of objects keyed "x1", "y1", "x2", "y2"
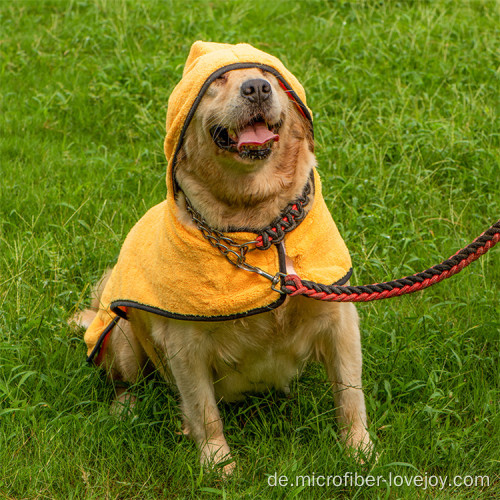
[{"x1": 1, "y1": 0, "x2": 499, "y2": 498}]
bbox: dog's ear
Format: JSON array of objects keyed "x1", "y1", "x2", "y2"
[
  {"x1": 303, "y1": 116, "x2": 314, "y2": 153},
  {"x1": 175, "y1": 144, "x2": 188, "y2": 166},
  {"x1": 289, "y1": 104, "x2": 314, "y2": 153}
]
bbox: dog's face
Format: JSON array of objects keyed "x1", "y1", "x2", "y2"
[
  {"x1": 176, "y1": 67, "x2": 314, "y2": 228},
  {"x1": 197, "y1": 68, "x2": 288, "y2": 164},
  {"x1": 183, "y1": 68, "x2": 311, "y2": 170}
]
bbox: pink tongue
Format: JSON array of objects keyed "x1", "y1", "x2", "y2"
[{"x1": 237, "y1": 122, "x2": 279, "y2": 150}]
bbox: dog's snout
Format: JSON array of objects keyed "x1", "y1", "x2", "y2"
[{"x1": 240, "y1": 78, "x2": 272, "y2": 104}]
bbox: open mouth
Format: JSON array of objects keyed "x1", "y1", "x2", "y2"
[{"x1": 210, "y1": 116, "x2": 281, "y2": 160}]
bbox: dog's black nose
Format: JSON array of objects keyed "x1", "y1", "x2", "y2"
[{"x1": 240, "y1": 79, "x2": 272, "y2": 104}]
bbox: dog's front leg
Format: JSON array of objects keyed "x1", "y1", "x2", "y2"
[
  {"x1": 316, "y1": 302, "x2": 373, "y2": 459},
  {"x1": 168, "y1": 344, "x2": 234, "y2": 475}
]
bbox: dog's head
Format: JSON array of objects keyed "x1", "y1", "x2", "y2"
[
  {"x1": 173, "y1": 68, "x2": 315, "y2": 228},
  {"x1": 165, "y1": 43, "x2": 315, "y2": 228}
]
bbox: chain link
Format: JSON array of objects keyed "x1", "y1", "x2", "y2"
[
  {"x1": 187, "y1": 202, "x2": 254, "y2": 265},
  {"x1": 183, "y1": 172, "x2": 314, "y2": 292},
  {"x1": 185, "y1": 198, "x2": 285, "y2": 291}
]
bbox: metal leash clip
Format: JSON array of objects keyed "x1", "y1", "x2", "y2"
[{"x1": 235, "y1": 261, "x2": 286, "y2": 294}]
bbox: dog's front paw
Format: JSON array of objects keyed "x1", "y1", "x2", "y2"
[
  {"x1": 110, "y1": 387, "x2": 137, "y2": 418},
  {"x1": 200, "y1": 440, "x2": 235, "y2": 477},
  {"x1": 342, "y1": 427, "x2": 375, "y2": 464}
]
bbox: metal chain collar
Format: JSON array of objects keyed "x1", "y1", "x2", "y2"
[
  {"x1": 184, "y1": 173, "x2": 313, "y2": 293},
  {"x1": 185, "y1": 199, "x2": 285, "y2": 292}
]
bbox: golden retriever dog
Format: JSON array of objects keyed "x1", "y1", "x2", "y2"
[{"x1": 74, "y1": 66, "x2": 373, "y2": 475}]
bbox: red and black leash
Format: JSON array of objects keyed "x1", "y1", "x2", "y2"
[
  {"x1": 282, "y1": 220, "x2": 500, "y2": 302},
  {"x1": 186, "y1": 173, "x2": 499, "y2": 304}
]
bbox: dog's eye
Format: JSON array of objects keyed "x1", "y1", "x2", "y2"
[{"x1": 215, "y1": 74, "x2": 228, "y2": 83}]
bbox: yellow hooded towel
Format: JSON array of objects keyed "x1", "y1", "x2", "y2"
[{"x1": 84, "y1": 41, "x2": 352, "y2": 362}]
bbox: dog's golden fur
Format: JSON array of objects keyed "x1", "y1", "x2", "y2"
[{"x1": 73, "y1": 68, "x2": 372, "y2": 475}]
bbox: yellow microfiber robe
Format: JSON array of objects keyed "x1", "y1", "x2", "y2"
[{"x1": 84, "y1": 41, "x2": 352, "y2": 361}]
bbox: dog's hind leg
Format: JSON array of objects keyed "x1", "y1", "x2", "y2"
[
  {"x1": 100, "y1": 316, "x2": 150, "y2": 415},
  {"x1": 315, "y1": 302, "x2": 373, "y2": 460},
  {"x1": 70, "y1": 272, "x2": 150, "y2": 415}
]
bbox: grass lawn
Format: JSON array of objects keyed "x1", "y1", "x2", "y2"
[{"x1": 0, "y1": 0, "x2": 498, "y2": 498}]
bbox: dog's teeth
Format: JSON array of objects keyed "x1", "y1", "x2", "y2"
[{"x1": 241, "y1": 140, "x2": 275, "y2": 152}]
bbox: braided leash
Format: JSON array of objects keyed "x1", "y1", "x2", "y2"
[{"x1": 283, "y1": 220, "x2": 500, "y2": 302}]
